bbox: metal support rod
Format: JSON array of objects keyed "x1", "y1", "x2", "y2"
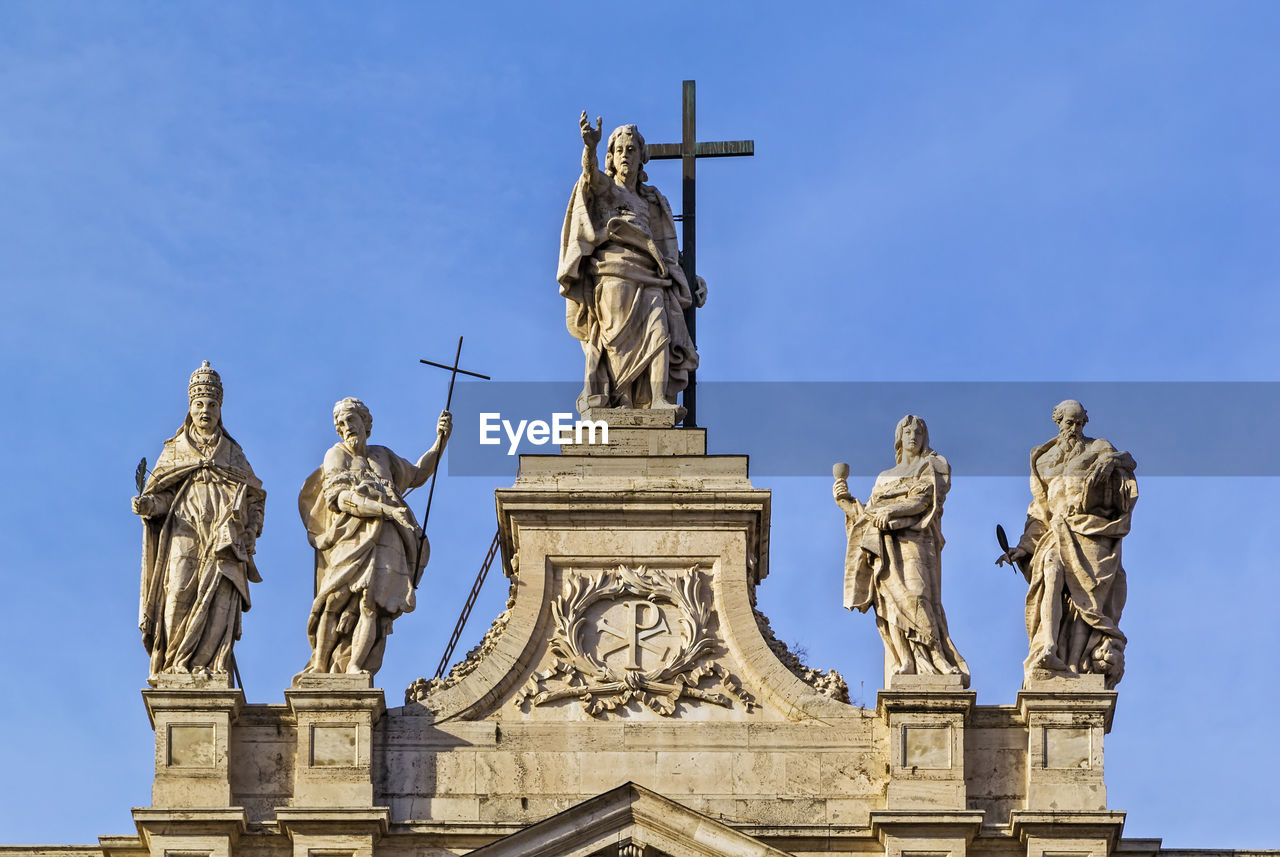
[{"x1": 434, "y1": 530, "x2": 502, "y2": 679}]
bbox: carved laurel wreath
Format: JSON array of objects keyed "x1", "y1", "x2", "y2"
[{"x1": 514, "y1": 565, "x2": 754, "y2": 717}]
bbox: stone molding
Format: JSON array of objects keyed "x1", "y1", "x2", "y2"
[
  {"x1": 1011, "y1": 810, "x2": 1127, "y2": 855},
  {"x1": 142, "y1": 687, "x2": 245, "y2": 729},
  {"x1": 466, "y1": 782, "x2": 794, "y2": 857},
  {"x1": 131, "y1": 808, "x2": 247, "y2": 857},
  {"x1": 870, "y1": 809, "x2": 986, "y2": 841},
  {"x1": 877, "y1": 679, "x2": 977, "y2": 722},
  {"x1": 275, "y1": 806, "x2": 391, "y2": 838},
  {"x1": 1017, "y1": 675, "x2": 1118, "y2": 733}
]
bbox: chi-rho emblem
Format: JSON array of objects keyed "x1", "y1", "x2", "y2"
[{"x1": 515, "y1": 565, "x2": 754, "y2": 717}]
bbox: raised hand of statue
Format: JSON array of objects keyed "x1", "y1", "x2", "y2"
[
  {"x1": 832, "y1": 480, "x2": 866, "y2": 519},
  {"x1": 436, "y1": 410, "x2": 453, "y2": 445},
  {"x1": 580, "y1": 111, "x2": 602, "y2": 149},
  {"x1": 132, "y1": 495, "x2": 157, "y2": 517},
  {"x1": 832, "y1": 479, "x2": 853, "y2": 503}
]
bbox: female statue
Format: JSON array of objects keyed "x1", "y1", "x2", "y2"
[{"x1": 833, "y1": 415, "x2": 969, "y2": 686}]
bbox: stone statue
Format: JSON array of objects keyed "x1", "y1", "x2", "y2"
[
  {"x1": 996, "y1": 400, "x2": 1136, "y2": 688},
  {"x1": 833, "y1": 416, "x2": 969, "y2": 687},
  {"x1": 298, "y1": 398, "x2": 452, "y2": 677},
  {"x1": 557, "y1": 112, "x2": 707, "y2": 411},
  {"x1": 133, "y1": 362, "x2": 266, "y2": 684}
]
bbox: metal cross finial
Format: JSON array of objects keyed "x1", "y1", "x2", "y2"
[{"x1": 647, "y1": 80, "x2": 755, "y2": 428}]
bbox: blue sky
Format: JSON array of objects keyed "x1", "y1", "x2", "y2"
[{"x1": 2, "y1": 2, "x2": 1278, "y2": 847}]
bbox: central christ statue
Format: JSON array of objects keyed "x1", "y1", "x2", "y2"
[{"x1": 558, "y1": 112, "x2": 707, "y2": 412}]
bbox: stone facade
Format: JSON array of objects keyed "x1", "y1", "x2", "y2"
[{"x1": 6, "y1": 412, "x2": 1271, "y2": 857}]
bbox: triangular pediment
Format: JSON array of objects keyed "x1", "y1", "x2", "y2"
[{"x1": 467, "y1": 783, "x2": 793, "y2": 857}]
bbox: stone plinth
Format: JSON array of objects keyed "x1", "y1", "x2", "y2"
[
  {"x1": 1011, "y1": 810, "x2": 1126, "y2": 857},
  {"x1": 276, "y1": 807, "x2": 390, "y2": 857},
  {"x1": 131, "y1": 808, "x2": 246, "y2": 857},
  {"x1": 877, "y1": 674, "x2": 976, "y2": 810},
  {"x1": 871, "y1": 810, "x2": 985, "y2": 857},
  {"x1": 1017, "y1": 675, "x2": 1116, "y2": 812},
  {"x1": 573, "y1": 407, "x2": 706, "y2": 456},
  {"x1": 142, "y1": 677, "x2": 244, "y2": 808},
  {"x1": 285, "y1": 674, "x2": 386, "y2": 808}
]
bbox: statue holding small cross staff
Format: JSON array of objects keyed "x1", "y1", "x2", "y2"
[{"x1": 297, "y1": 338, "x2": 487, "y2": 679}]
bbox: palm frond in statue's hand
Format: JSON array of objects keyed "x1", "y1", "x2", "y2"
[{"x1": 135, "y1": 457, "x2": 149, "y2": 494}]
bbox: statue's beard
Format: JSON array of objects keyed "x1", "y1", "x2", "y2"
[{"x1": 1054, "y1": 431, "x2": 1084, "y2": 458}]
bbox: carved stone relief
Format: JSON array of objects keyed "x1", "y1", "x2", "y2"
[{"x1": 515, "y1": 565, "x2": 754, "y2": 717}]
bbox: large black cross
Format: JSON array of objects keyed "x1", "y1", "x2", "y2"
[
  {"x1": 647, "y1": 80, "x2": 754, "y2": 428},
  {"x1": 412, "y1": 336, "x2": 490, "y2": 589}
]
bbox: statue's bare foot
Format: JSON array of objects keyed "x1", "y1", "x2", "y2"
[
  {"x1": 650, "y1": 398, "x2": 680, "y2": 410},
  {"x1": 1033, "y1": 651, "x2": 1069, "y2": 672},
  {"x1": 931, "y1": 657, "x2": 960, "y2": 675}
]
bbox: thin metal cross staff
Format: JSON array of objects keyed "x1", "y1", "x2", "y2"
[
  {"x1": 412, "y1": 336, "x2": 490, "y2": 589},
  {"x1": 647, "y1": 79, "x2": 754, "y2": 429}
]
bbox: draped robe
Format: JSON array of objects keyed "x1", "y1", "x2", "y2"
[
  {"x1": 298, "y1": 443, "x2": 424, "y2": 674},
  {"x1": 138, "y1": 425, "x2": 264, "y2": 680},
  {"x1": 558, "y1": 171, "x2": 697, "y2": 408},
  {"x1": 842, "y1": 452, "x2": 969, "y2": 686},
  {"x1": 1014, "y1": 437, "x2": 1137, "y2": 688}
]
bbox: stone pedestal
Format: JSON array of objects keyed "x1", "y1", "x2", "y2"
[
  {"x1": 1011, "y1": 810, "x2": 1126, "y2": 857},
  {"x1": 870, "y1": 811, "x2": 984, "y2": 857},
  {"x1": 276, "y1": 808, "x2": 390, "y2": 857},
  {"x1": 284, "y1": 673, "x2": 386, "y2": 808},
  {"x1": 142, "y1": 675, "x2": 244, "y2": 809},
  {"x1": 1017, "y1": 674, "x2": 1116, "y2": 812},
  {"x1": 279, "y1": 675, "x2": 389, "y2": 856},
  {"x1": 573, "y1": 407, "x2": 707, "y2": 456},
  {"x1": 131, "y1": 808, "x2": 246, "y2": 857},
  {"x1": 876, "y1": 674, "x2": 976, "y2": 811}
]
